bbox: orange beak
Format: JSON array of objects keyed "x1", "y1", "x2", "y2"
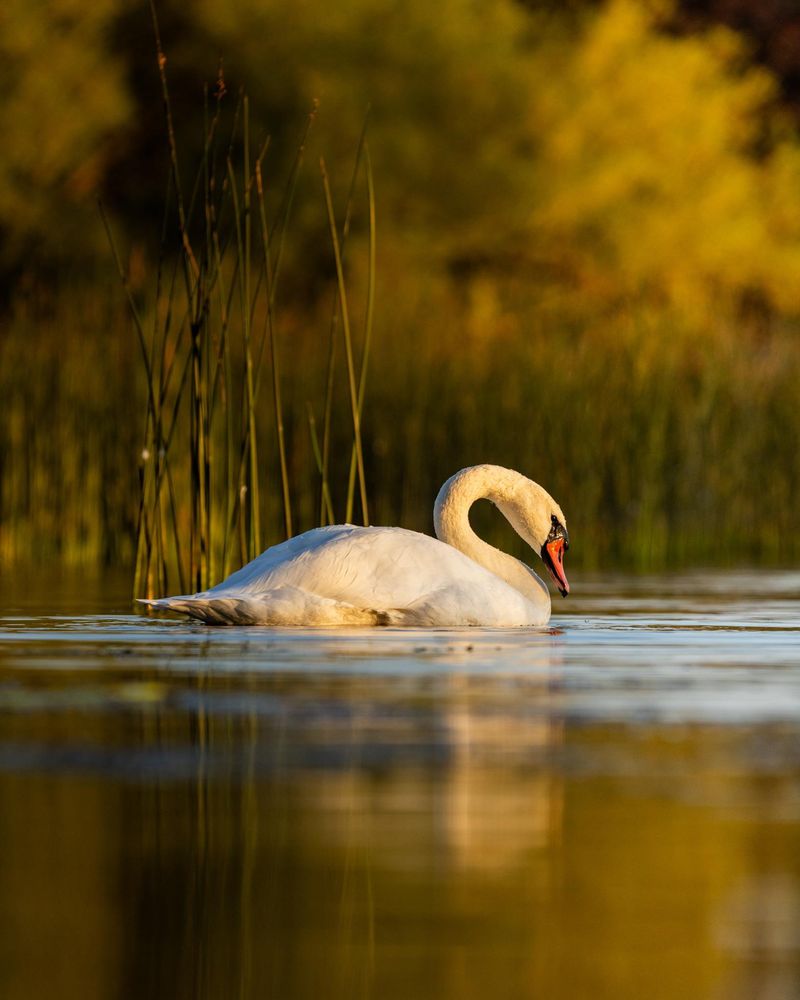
[{"x1": 543, "y1": 537, "x2": 569, "y2": 597}]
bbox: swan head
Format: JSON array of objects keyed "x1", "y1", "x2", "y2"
[
  {"x1": 494, "y1": 477, "x2": 570, "y2": 597},
  {"x1": 434, "y1": 464, "x2": 570, "y2": 600},
  {"x1": 540, "y1": 513, "x2": 570, "y2": 597}
]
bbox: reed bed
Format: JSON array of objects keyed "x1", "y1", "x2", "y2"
[
  {"x1": 95, "y1": 15, "x2": 376, "y2": 599},
  {"x1": 4, "y1": 276, "x2": 800, "y2": 575}
]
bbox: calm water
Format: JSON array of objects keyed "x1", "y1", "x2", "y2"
[{"x1": 1, "y1": 570, "x2": 799, "y2": 1000}]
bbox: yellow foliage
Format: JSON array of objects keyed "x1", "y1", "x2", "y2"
[
  {"x1": 4, "y1": 0, "x2": 800, "y2": 331},
  {"x1": 196, "y1": 0, "x2": 800, "y2": 324},
  {"x1": 529, "y1": 0, "x2": 800, "y2": 319}
]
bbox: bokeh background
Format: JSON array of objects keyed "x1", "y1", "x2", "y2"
[{"x1": 3, "y1": 0, "x2": 800, "y2": 575}]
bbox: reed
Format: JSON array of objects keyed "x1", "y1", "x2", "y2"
[
  {"x1": 321, "y1": 158, "x2": 369, "y2": 527},
  {"x1": 316, "y1": 111, "x2": 373, "y2": 528},
  {"x1": 4, "y1": 277, "x2": 800, "y2": 572},
  {"x1": 98, "y1": 19, "x2": 379, "y2": 600},
  {"x1": 345, "y1": 145, "x2": 376, "y2": 525}
]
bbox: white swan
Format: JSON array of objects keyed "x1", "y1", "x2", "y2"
[{"x1": 141, "y1": 464, "x2": 569, "y2": 627}]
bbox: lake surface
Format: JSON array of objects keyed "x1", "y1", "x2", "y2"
[{"x1": 1, "y1": 569, "x2": 799, "y2": 1000}]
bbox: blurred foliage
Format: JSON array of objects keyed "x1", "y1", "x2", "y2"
[
  {"x1": 5, "y1": 0, "x2": 800, "y2": 322},
  {"x1": 529, "y1": 1, "x2": 800, "y2": 319},
  {"x1": 3, "y1": 278, "x2": 799, "y2": 569},
  {"x1": 0, "y1": 0, "x2": 131, "y2": 272},
  {"x1": 191, "y1": 0, "x2": 539, "y2": 263},
  {"x1": 678, "y1": 0, "x2": 800, "y2": 112},
  {"x1": 97, "y1": 0, "x2": 543, "y2": 283},
  {"x1": 4, "y1": 0, "x2": 800, "y2": 568}
]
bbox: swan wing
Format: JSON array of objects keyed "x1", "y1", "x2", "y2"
[
  {"x1": 138, "y1": 587, "x2": 399, "y2": 626},
  {"x1": 213, "y1": 526, "x2": 523, "y2": 604}
]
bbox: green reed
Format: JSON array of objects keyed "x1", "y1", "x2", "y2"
[
  {"x1": 3, "y1": 277, "x2": 800, "y2": 573},
  {"x1": 321, "y1": 159, "x2": 369, "y2": 527},
  {"x1": 96, "y1": 15, "x2": 378, "y2": 600}
]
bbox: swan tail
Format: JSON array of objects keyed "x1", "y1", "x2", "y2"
[
  {"x1": 137, "y1": 596, "x2": 264, "y2": 625},
  {"x1": 138, "y1": 591, "x2": 404, "y2": 627}
]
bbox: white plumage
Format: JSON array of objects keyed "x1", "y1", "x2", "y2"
[{"x1": 141, "y1": 464, "x2": 570, "y2": 627}]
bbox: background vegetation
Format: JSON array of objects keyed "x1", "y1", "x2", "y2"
[{"x1": 2, "y1": 0, "x2": 800, "y2": 577}]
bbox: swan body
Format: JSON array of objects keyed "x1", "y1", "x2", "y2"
[{"x1": 142, "y1": 464, "x2": 570, "y2": 627}]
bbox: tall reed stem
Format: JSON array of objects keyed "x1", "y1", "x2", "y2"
[
  {"x1": 321, "y1": 158, "x2": 370, "y2": 526},
  {"x1": 255, "y1": 161, "x2": 293, "y2": 538},
  {"x1": 345, "y1": 145, "x2": 376, "y2": 521}
]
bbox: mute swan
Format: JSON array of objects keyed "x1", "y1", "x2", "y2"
[{"x1": 141, "y1": 464, "x2": 569, "y2": 627}]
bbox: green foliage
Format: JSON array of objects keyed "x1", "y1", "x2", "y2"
[
  {"x1": 0, "y1": 0, "x2": 131, "y2": 268},
  {"x1": 189, "y1": 0, "x2": 538, "y2": 261}
]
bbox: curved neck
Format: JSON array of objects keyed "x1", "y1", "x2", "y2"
[{"x1": 433, "y1": 465, "x2": 548, "y2": 608}]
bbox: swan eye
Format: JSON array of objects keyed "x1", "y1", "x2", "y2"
[{"x1": 547, "y1": 515, "x2": 569, "y2": 550}]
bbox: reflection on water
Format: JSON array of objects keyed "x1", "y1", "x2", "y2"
[{"x1": 0, "y1": 570, "x2": 799, "y2": 999}]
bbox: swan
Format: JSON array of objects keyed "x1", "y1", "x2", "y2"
[{"x1": 141, "y1": 464, "x2": 569, "y2": 627}]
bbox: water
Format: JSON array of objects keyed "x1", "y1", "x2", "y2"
[{"x1": 0, "y1": 570, "x2": 799, "y2": 1000}]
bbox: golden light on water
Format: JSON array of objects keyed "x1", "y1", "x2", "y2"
[{"x1": 1, "y1": 571, "x2": 799, "y2": 999}]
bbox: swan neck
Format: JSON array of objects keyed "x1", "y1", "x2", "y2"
[
  {"x1": 434, "y1": 466, "x2": 502, "y2": 554},
  {"x1": 433, "y1": 465, "x2": 549, "y2": 610}
]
